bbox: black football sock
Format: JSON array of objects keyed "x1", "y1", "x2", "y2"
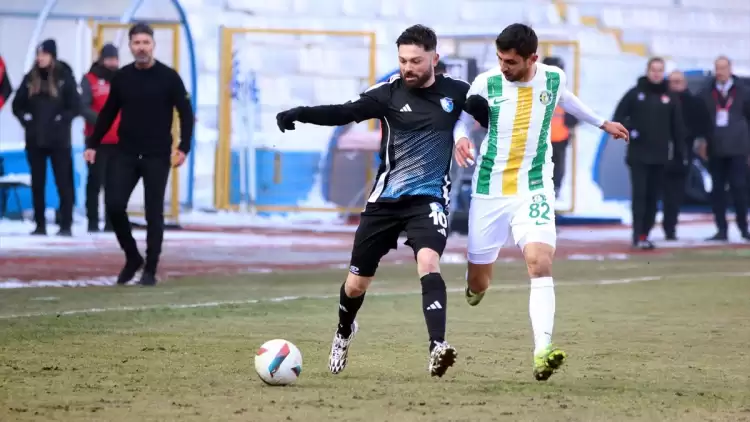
[
  {"x1": 337, "y1": 283, "x2": 365, "y2": 337},
  {"x1": 421, "y1": 272, "x2": 447, "y2": 350}
]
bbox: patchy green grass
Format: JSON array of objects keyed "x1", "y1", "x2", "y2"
[{"x1": 1, "y1": 252, "x2": 749, "y2": 421}]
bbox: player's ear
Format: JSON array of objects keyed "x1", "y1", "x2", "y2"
[
  {"x1": 529, "y1": 53, "x2": 539, "y2": 64},
  {"x1": 432, "y1": 52, "x2": 440, "y2": 67}
]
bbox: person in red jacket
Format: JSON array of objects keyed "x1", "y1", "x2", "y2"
[
  {"x1": 0, "y1": 55, "x2": 12, "y2": 110},
  {"x1": 81, "y1": 44, "x2": 120, "y2": 232}
]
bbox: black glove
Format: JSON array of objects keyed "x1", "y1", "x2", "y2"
[{"x1": 276, "y1": 107, "x2": 302, "y2": 133}]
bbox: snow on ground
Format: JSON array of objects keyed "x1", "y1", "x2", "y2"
[
  {"x1": 2, "y1": 214, "x2": 748, "y2": 254},
  {"x1": 0, "y1": 219, "x2": 350, "y2": 253},
  {"x1": 2, "y1": 214, "x2": 748, "y2": 289},
  {"x1": 179, "y1": 210, "x2": 357, "y2": 232},
  {"x1": 559, "y1": 219, "x2": 749, "y2": 245}
]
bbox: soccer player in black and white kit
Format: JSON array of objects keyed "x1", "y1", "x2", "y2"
[{"x1": 276, "y1": 25, "x2": 470, "y2": 377}]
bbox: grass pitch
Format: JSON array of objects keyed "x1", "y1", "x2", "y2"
[{"x1": 1, "y1": 250, "x2": 750, "y2": 422}]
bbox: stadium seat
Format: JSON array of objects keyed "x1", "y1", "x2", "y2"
[
  {"x1": 292, "y1": 0, "x2": 343, "y2": 16},
  {"x1": 341, "y1": 0, "x2": 381, "y2": 18},
  {"x1": 681, "y1": 0, "x2": 750, "y2": 11},
  {"x1": 403, "y1": 0, "x2": 461, "y2": 23},
  {"x1": 378, "y1": 0, "x2": 402, "y2": 19},
  {"x1": 566, "y1": 0, "x2": 673, "y2": 6},
  {"x1": 460, "y1": 1, "x2": 527, "y2": 23},
  {"x1": 226, "y1": 0, "x2": 292, "y2": 13}
]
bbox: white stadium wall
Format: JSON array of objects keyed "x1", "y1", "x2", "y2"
[{"x1": 1, "y1": 0, "x2": 749, "y2": 223}]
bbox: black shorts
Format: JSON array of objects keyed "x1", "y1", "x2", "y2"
[{"x1": 349, "y1": 200, "x2": 449, "y2": 277}]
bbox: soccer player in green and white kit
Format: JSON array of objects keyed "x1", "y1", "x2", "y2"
[{"x1": 454, "y1": 24, "x2": 629, "y2": 381}]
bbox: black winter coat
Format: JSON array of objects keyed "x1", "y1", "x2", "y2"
[
  {"x1": 12, "y1": 60, "x2": 80, "y2": 150},
  {"x1": 697, "y1": 76, "x2": 750, "y2": 158},
  {"x1": 613, "y1": 77, "x2": 686, "y2": 165}
]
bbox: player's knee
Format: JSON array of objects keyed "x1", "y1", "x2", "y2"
[
  {"x1": 415, "y1": 248, "x2": 441, "y2": 276},
  {"x1": 524, "y1": 249, "x2": 553, "y2": 278},
  {"x1": 344, "y1": 272, "x2": 371, "y2": 297}
]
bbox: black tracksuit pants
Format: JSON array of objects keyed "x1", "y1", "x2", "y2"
[
  {"x1": 106, "y1": 152, "x2": 171, "y2": 273},
  {"x1": 629, "y1": 162, "x2": 664, "y2": 242},
  {"x1": 86, "y1": 144, "x2": 116, "y2": 229},
  {"x1": 551, "y1": 139, "x2": 568, "y2": 196},
  {"x1": 708, "y1": 156, "x2": 749, "y2": 234},
  {"x1": 25, "y1": 147, "x2": 74, "y2": 229},
  {"x1": 662, "y1": 167, "x2": 686, "y2": 237}
]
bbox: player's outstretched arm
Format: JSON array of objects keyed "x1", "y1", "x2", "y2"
[
  {"x1": 276, "y1": 85, "x2": 388, "y2": 132},
  {"x1": 558, "y1": 88, "x2": 629, "y2": 142},
  {"x1": 454, "y1": 111, "x2": 478, "y2": 168}
]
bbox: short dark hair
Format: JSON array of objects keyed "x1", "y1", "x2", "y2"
[
  {"x1": 495, "y1": 23, "x2": 538, "y2": 59},
  {"x1": 129, "y1": 22, "x2": 154, "y2": 40},
  {"x1": 715, "y1": 55, "x2": 732, "y2": 66},
  {"x1": 396, "y1": 25, "x2": 437, "y2": 52},
  {"x1": 647, "y1": 56, "x2": 665, "y2": 70}
]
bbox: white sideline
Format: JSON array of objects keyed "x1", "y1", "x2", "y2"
[{"x1": 2, "y1": 272, "x2": 748, "y2": 320}]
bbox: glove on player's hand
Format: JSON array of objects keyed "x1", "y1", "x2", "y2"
[{"x1": 276, "y1": 107, "x2": 302, "y2": 132}]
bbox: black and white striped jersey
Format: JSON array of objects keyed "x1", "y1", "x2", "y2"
[{"x1": 295, "y1": 74, "x2": 470, "y2": 208}]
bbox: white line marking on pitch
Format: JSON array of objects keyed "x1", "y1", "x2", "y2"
[{"x1": 2, "y1": 272, "x2": 747, "y2": 320}]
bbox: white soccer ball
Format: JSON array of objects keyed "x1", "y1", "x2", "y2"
[{"x1": 254, "y1": 339, "x2": 303, "y2": 386}]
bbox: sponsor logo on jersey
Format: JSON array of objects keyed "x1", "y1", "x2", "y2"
[
  {"x1": 490, "y1": 97, "x2": 506, "y2": 106},
  {"x1": 440, "y1": 97, "x2": 454, "y2": 112},
  {"x1": 532, "y1": 193, "x2": 547, "y2": 203}
]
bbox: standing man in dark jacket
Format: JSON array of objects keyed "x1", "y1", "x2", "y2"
[
  {"x1": 662, "y1": 70, "x2": 711, "y2": 240},
  {"x1": 613, "y1": 57, "x2": 686, "y2": 249},
  {"x1": 84, "y1": 23, "x2": 194, "y2": 286},
  {"x1": 12, "y1": 39, "x2": 80, "y2": 236},
  {"x1": 699, "y1": 56, "x2": 750, "y2": 241},
  {"x1": 81, "y1": 43, "x2": 120, "y2": 233}
]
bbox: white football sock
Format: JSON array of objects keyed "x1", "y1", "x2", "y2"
[{"x1": 529, "y1": 277, "x2": 555, "y2": 355}]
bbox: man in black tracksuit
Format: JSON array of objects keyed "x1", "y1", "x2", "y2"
[
  {"x1": 613, "y1": 57, "x2": 686, "y2": 249},
  {"x1": 698, "y1": 56, "x2": 750, "y2": 241},
  {"x1": 663, "y1": 70, "x2": 711, "y2": 240},
  {"x1": 84, "y1": 23, "x2": 194, "y2": 286}
]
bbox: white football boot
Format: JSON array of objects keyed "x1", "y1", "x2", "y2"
[
  {"x1": 328, "y1": 320, "x2": 359, "y2": 374},
  {"x1": 428, "y1": 341, "x2": 457, "y2": 377}
]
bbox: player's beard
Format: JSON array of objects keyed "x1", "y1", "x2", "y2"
[
  {"x1": 504, "y1": 63, "x2": 533, "y2": 82},
  {"x1": 503, "y1": 67, "x2": 524, "y2": 82},
  {"x1": 402, "y1": 68, "x2": 433, "y2": 88}
]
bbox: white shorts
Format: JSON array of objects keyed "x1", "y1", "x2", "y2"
[{"x1": 467, "y1": 192, "x2": 557, "y2": 265}]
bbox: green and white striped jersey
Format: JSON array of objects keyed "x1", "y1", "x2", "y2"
[{"x1": 467, "y1": 63, "x2": 568, "y2": 198}]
